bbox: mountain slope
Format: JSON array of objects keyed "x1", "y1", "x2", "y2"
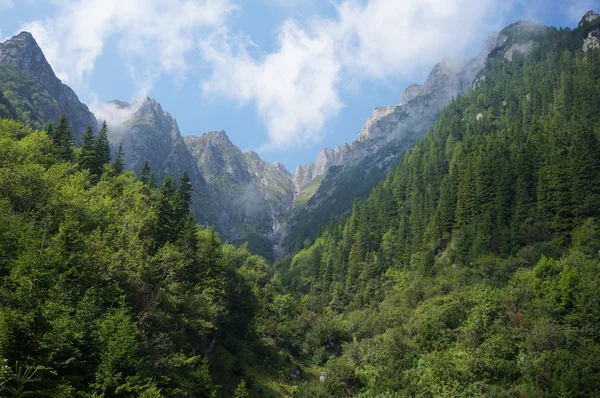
[
  {"x1": 284, "y1": 21, "x2": 548, "y2": 250},
  {"x1": 266, "y1": 14, "x2": 600, "y2": 396},
  {"x1": 185, "y1": 131, "x2": 295, "y2": 260},
  {"x1": 104, "y1": 102, "x2": 296, "y2": 261},
  {"x1": 0, "y1": 32, "x2": 98, "y2": 138},
  {"x1": 104, "y1": 98, "x2": 216, "y2": 226}
]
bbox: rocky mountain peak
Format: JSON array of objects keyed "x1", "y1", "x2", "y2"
[
  {"x1": 0, "y1": 32, "x2": 98, "y2": 138},
  {"x1": 401, "y1": 84, "x2": 423, "y2": 105},
  {"x1": 293, "y1": 163, "x2": 317, "y2": 194},
  {"x1": 581, "y1": 11, "x2": 600, "y2": 52},
  {"x1": 0, "y1": 31, "x2": 52, "y2": 77},
  {"x1": 204, "y1": 130, "x2": 235, "y2": 147},
  {"x1": 580, "y1": 11, "x2": 599, "y2": 27},
  {"x1": 105, "y1": 97, "x2": 203, "y2": 190},
  {"x1": 272, "y1": 162, "x2": 290, "y2": 175}
]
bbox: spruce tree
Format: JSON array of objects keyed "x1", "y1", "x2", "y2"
[
  {"x1": 156, "y1": 175, "x2": 178, "y2": 246},
  {"x1": 233, "y1": 380, "x2": 249, "y2": 398},
  {"x1": 94, "y1": 121, "x2": 111, "y2": 175},
  {"x1": 44, "y1": 122, "x2": 54, "y2": 139},
  {"x1": 79, "y1": 125, "x2": 96, "y2": 172},
  {"x1": 140, "y1": 161, "x2": 151, "y2": 185},
  {"x1": 113, "y1": 143, "x2": 125, "y2": 174},
  {"x1": 149, "y1": 172, "x2": 157, "y2": 188},
  {"x1": 177, "y1": 171, "x2": 193, "y2": 216},
  {"x1": 54, "y1": 114, "x2": 74, "y2": 162}
]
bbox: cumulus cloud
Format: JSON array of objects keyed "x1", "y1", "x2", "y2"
[
  {"x1": 199, "y1": 0, "x2": 511, "y2": 150},
  {"x1": 0, "y1": 0, "x2": 12, "y2": 8},
  {"x1": 22, "y1": 0, "x2": 236, "y2": 89},
  {"x1": 200, "y1": 22, "x2": 342, "y2": 149}
]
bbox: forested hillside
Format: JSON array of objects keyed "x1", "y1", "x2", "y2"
[
  {"x1": 266, "y1": 21, "x2": 600, "y2": 397},
  {"x1": 0, "y1": 118, "x2": 291, "y2": 397}
]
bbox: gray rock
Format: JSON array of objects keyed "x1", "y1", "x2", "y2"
[
  {"x1": 579, "y1": 11, "x2": 599, "y2": 28},
  {"x1": 0, "y1": 32, "x2": 98, "y2": 139},
  {"x1": 293, "y1": 163, "x2": 316, "y2": 194},
  {"x1": 185, "y1": 131, "x2": 294, "y2": 247},
  {"x1": 400, "y1": 84, "x2": 423, "y2": 105},
  {"x1": 104, "y1": 97, "x2": 214, "y2": 225},
  {"x1": 504, "y1": 41, "x2": 534, "y2": 61},
  {"x1": 583, "y1": 27, "x2": 600, "y2": 52}
]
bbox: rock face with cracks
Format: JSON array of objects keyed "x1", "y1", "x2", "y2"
[{"x1": 0, "y1": 32, "x2": 98, "y2": 139}]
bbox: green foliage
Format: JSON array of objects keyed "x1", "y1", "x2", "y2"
[
  {"x1": 234, "y1": 379, "x2": 249, "y2": 398},
  {"x1": 52, "y1": 114, "x2": 74, "y2": 162},
  {"x1": 0, "y1": 63, "x2": 59, "y2": 130},
  {"x1": 113, "y1": 143, "x2": 125, "y2": 175},
  {"x1": 0, "y1": 118, "x2": 285, "y2": 396},
  {"x1": 262, "y1": 27, "x2": 600, "y2": 397}
]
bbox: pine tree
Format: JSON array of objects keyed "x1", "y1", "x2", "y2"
[
  {"x1": 156, "y1": 175, "x2": 179, "y2": 246},
  {"x1": 177, "y1": 171, "x2": 193, "y2": 216},
  {"x1": 113, "y1": 143, "x2": 125, "y2": 174},
  {"x1": 44, "y1": 122, "x2": 54, "y2": 139},
  {"x1": 149, "y1": 172, "x2": 157, "y2": 188},
  {"x1": 53, "y1": 114, "x2": 74, "y2": 162},
  {"x1": 233, "y1": 380, "x2": 249, "y2": 398},
  {"x1": 94, "y1": 121, "x2": 111, "y2": 175},
  {"x1": 141, "y1": 161, "x2": 151, "y2": 185},
  {"x1": 79, "y1": 125, "x2": 96, "y2": 172}
]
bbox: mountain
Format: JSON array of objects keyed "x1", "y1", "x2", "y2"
[
  {"x1": 184, "y1": 131, "x2": 295, "y2": 260},
  {"x1": 104, "y1": 97, "x2": 216, "y2": 226},
  {"x1": 104, "y1": 99, "x2": 295, "y2": 260},
  {"x1": 0, "y1": 32, "x2": 98, "y2": 138},
  {"x1": 283, "y1": 20, "x2": 548, "y2": 250}
]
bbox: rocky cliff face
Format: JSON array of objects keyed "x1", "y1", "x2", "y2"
[
  {"x1": 0, "y1": 32, "x2": 98, "y2": 139},
  {"x1": 581, "y1": 11, "x2": 600, "y2": 52},
  {"x1": 106, "y1": 98, "x2": 203, "y2": 182},
  {"x1": 184, "y1": 131, "x2": 294, "y2": 258},
  {"x1": 292, "y1": 21, "x2": 544, "y2": 196},
  {"x1": 104, "y1": 97, "x2": 215, "y2": 225}
]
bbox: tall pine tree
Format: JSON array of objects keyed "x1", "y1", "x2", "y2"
[{"x1": 53, "y1": 114, "x2": 74, "y2": 162}]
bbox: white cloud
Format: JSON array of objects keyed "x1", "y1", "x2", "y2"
[
  {"x1": 22, "y1": 0, "x2": 236, "y2": 89},
  {"x1": 0, "y1": 0, "x2": 12, "y2": 8},
  {"x1": 200, "y1": 0, "x2": 511, "y2": 151},
  {"x1": 200, "y1": 22, "x2": 342, "y2": 149},
  {"x1": 93, "y1": 98, "x2": 146, "y2": 142}
]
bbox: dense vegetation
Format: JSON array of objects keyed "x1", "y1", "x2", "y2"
[
  {"x1": 0, "y1": 63, "x2": 61, "y2": 130},
  {"x1": 267, "y1": 24, "x2": 600, "y2": 397},
  {"x1": 0, "y1": 118, "x2": 294, "y2": 397}
]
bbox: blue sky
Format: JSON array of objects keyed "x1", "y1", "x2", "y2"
[{"x1": 0, "y1": 0, "x2": 598, "y2": 172}]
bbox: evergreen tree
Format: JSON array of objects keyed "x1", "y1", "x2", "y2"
[
  {"x1": 53, "y1": 114, "x2": 74, "y2": 161},
  {"x1": 140, "y1": 161, "x2": 151, "y2": 185},
  {"x1": 94, "y1": 121, "x2": 111, "y2": 175},
  {"x1": 178, "y1": 171, "x2": 193, "y2": 216},
  {"x1": 149, "y1": 171, "x2": 157, "y2": 188},
  {"x1": 79, "y1": 125, "x2": 96, "y2": 172},
  {"x1": 113, "y1": 143, "x2": 125, "y2": 174},
  {"x1": 156, "y1": 175, "x2": 179, "y2": 246},
  {"x1": 233, "y1": 380, "x2": 249, "y2": 398}
]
